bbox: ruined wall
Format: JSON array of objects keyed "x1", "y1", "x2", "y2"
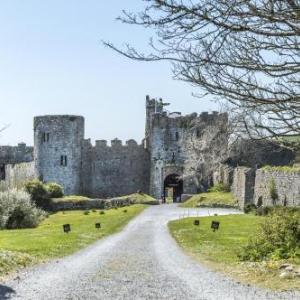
[
  {"x1": 227, "y1": 139, "x2": 295, "y2": 168},
  {"x1": 231, "y1": 167, "x2": 256, "y2": 209},
  {"x1": 213, "y1": 163, "x2": 234, "y2": 187},
  {"x1": 254, "y1": 168, "x2": 300, "y2": 207},
  {"x1": 147, "y1": 96, "x2": 228, "y2": 198},
  {"x1": 0, "y1": 143, "x2": 33, "y2": 180},
  {"x1": 34, "y1": 115, "x2": 84, "y2": 195},
  {"x1": 87, "y1": 139, "x2": 150, "y2": 198},
  {"x1": 2, "y1": 162, "x2": 36, "y2": 189}
]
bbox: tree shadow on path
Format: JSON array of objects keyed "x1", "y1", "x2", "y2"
[{"x1": 0, "y1": 284, "x2": 16, "y2": 299}]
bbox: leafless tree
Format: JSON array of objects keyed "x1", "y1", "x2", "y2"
[{"x1": 105, "y1": 0, "x2": 300, "y2": 141}]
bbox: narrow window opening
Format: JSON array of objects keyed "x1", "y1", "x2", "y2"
[
  {"x1": 41, "y1": 132, "x2": 50, "y2": 143},
  {"x1": 0, "y1": 164, "x2": 6, "y2": 180},
  {"x1": 60, "y1": 155, "x2": 68, "y2": 166},
  {"x1": 196, "y1": 129, "x2": 201, "y2": 138},
  {"x1": 175, "y1": 132, "x2": 179, "y2": 141}
]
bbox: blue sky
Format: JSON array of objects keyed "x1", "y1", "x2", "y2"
[{"x1": 0, "y1": 1, "x2": 217, "y2": 146}]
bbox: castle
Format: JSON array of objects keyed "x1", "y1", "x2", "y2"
[{"x1": 0, "y1": 96, "x2": 229, "y2": 200}]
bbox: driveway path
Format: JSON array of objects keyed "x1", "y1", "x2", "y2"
[{"x1": 1, "y1": 204, "x2": 299, "y2": 300}]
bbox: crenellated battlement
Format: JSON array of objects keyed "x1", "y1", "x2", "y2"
[
  {"x1": 2, "y1": 95, "x2": 228, "y2": 198},
  {"x1": 92, "y1": 139, "x2": 144, "y2": 149},
  {"x1": 0, "y1": 143, "x2": 33, "y2": 164}
]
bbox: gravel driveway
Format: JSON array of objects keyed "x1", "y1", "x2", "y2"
[{"x1": 1, "y1": 204, "x2": 299, "y2": 300}]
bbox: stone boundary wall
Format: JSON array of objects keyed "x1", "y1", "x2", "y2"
[
  {"x1": 254, "y1": 169, "x2": 300, "y2": 207},
  {"x1": 231, "y1": 167, "x2": 255, "y2": 209},
  {"x1": 213, "y1": 164, "x2": 234, "y2": 187},
  {"x1": 2, "y1": 162, "x2": 36, "y2": 189}
]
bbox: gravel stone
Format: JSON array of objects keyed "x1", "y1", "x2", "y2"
[{"x1": 1, "y1": 205, "x2": 299, "y2": 300}]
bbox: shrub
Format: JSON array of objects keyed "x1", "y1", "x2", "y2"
[
  {"x1": 46, "y1": 182, "x2": 64, "y2": 198},
  {"x1": 24, "y1": 180, "x2": 49, "y2": 208},
  {"x1": 256, "y1": 206, "x2": 270, "y2": 216},
  {"x1": 208, "y1": 183, "x2": 231, "y2": 193},
  {"x1": 239, "y1": 209, "x2": 300, "y2": 261},
  {"x1": 0, "y1": 189, "x2": 46, "y2": 229},
  {"x1": 269, "y1": 178, "x2": 278, "y2": 204},
  {"x1": 244, "y1": 203, "x2": 257, "y2": 214}
]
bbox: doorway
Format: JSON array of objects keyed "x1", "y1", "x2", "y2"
[{"x1": 163, "y1": 174, "x2": 183, "y2": 203}]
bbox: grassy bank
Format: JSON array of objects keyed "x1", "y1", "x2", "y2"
[
  {"x1": 169, "y1": 214, "x2": 300, "y2": 290},
  {"x1": 0, "y1": 204, "x2": 146, "y2": 278},
  {"x1": 180, "y1": 191, "x2": 238, "y2": 208}
]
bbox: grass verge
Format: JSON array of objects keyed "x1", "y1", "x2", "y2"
[
  {"x1": 180, "y1": 191, "x2": 238, "y2": 208},
  {"x1": 0, "y1": 204, "x2": 146, "y2": 279},
  {"x1": 169, "y1": 214, "x2": 300, "y2": 291}
]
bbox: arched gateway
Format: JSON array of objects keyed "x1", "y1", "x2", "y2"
[{"x1": 163, "y1": 174, "x2": 183, "y2": 203}]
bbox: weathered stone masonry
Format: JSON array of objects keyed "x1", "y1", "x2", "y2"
[
  {"x1": 1, "y1": 95, "x2": 299, "y2": 208},
  {"x1": 146, "y1": 97, "x2": 229, "y2": 199},
  {"x1": 0, "y1": 96, "x2": 230, "y2": 199},
  {"x1": 254, "y1": 169, "x2": 300, "y2": 207},
  {"x1": 0, "y1": 143, "x2": 33, "y2": 180}
]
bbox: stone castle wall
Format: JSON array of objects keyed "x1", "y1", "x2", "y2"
[
  {"x1": 82, "y1": 139, "x2": 150, "y2": 198},
  {"x1": 3, "y1": 162, "x2": 36, "y2": 189},
  {"x1": 213, "y1": 163, "x2": 234, "y2": 187},
  {"x1": 254, "y1": 168, "x2": 300, "y2": 207},
  {"x1": 34, "y1": 115, "x2": 84, "y2": 195},
  {"x1": 147, "y1": 98, "x2": 229, "y2": 198},
  {"x1": 231, "y1": 167, "x2": 256, "y2": 209},
  {"x1": 0, "y1": 143, "x2": 33, "y2": 180}
]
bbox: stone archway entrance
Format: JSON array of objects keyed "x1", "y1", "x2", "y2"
[{"x1": 163, "y1": 174, "x2": 183, "y2": 203}]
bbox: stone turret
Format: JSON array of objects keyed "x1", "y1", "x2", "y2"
[{"x1": 34, "y1": 115, "x2": 84, "y2": 195}]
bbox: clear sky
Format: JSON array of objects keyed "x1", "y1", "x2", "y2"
[{"x1": 0, "y1": 0, "x2": 218, "y2": 146}]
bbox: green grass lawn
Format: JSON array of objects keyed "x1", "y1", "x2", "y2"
[
  {"x1": 0, "y1": 204, "x2": 145, "y2": 278},
  {"x1": 169, "y1": 215, "x2": 300, "y2": 291},
  {"x1": 180, "y1": 191, "x2": 239, "y2": 208}
]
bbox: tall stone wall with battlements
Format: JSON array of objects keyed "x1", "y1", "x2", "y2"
[
  {"x1": 82, "y1": 138, "x2": 150, "y2": 198},
  {"x1": 146, "y1": 96, "x2": 229, "y2": 199}
]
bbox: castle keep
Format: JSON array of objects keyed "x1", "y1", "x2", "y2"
[{"x1": 0, "y1": 96, "x2": 229, "y2": 200}]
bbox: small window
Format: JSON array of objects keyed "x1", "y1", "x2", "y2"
[
  {"x1": 41, "y1": 132, "x2": 50, "y2": 143},
  {"x1": 196, "y1": 129, "x2": 201, "y2": 138},
  {"x1": 175, "y1": 132, "x2": 179, "y2": 141},
  {"x1": 0, "y1": 164, "x2": 6, "y2": 180},
  {"x1": 60, "y1": 155, "x2": 68, "y2": 166}
]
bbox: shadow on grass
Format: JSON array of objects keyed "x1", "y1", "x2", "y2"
[{"x1": 0, "y1": 284, "x2": 15, "y2": 299}]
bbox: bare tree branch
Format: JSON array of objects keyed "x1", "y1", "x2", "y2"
[{"x1": 105, "y1": 0, "x2": 300, "y2": 140}]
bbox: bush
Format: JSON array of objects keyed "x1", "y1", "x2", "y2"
[
  {"x1": 25, "y1": 180, "x2": 49, "y2": 208},
  {"x1": 244, "y1": 203, "x2": 257, "y2": 214},
  {"x1": 208, "y1": 183, "x2": 231, "y2": 193},
  {"x1": 239, "y1": 209, "x2": 300, "y2": 261},
  {"x1": 46, "y1": 182, "x2": 64, "y2": 198},
  {"x1": 256, "y1": 206, "x2": 270, "y2": 216},
  {"x1": 0, "y1": 189, "x2": 46, "y2": 229},
  {"x1": 269, "y1": 178, "x2": 278, "y2": 204}
]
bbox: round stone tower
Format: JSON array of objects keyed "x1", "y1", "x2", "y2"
[{"x1": 34, "y1": 115, "x2": 84, "y2": 195}]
